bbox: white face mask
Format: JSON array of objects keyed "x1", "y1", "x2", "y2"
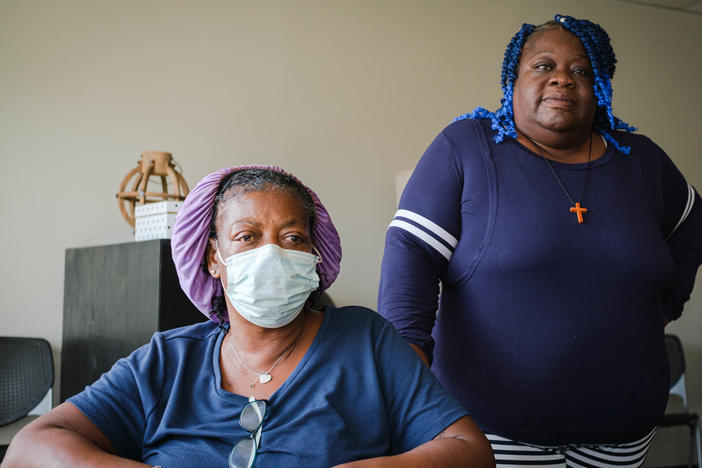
[{"x1": 217, "y1": 243, "x2": 321, "y2": 328}]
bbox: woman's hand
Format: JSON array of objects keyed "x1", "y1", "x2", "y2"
[
  {"x1": 409, "y1": 344, "x2": 430, "y2": 367},
  {"x1": 331, "y1": 416, "x2": 495, "y2": 468},
  {"x1": 1, "y1": 402, "x2": 149, "y2": 468}
]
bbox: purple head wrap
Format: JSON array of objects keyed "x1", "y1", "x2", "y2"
[{"x1": 171, "y1": 164, "x2": 342, "y2": 322}]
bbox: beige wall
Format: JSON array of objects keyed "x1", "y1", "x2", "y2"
[{"x1": 1, "y1": 0, "x2": 700, "y2": 464}]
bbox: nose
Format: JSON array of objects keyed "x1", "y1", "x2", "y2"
[{"x1": 549, "y1": 69, "x2": 575, "y2": 88}]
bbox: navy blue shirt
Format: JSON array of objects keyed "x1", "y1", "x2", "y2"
[
  {"x1": 378, "y1": 118, "x2": 702, "y2": 445},
  {"x1": 69, "y1": 306, "x2": 467, "y2": 467}
]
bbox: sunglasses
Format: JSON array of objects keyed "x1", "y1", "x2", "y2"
[{"x1": 228, "y1": 398, "x2": 268, "y2": 468}]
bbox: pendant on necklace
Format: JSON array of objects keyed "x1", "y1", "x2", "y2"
[
  {"x1": 258, "y1": 373, "x2": 272, "y2": 384},
  {"x1": 570, "y1": 202, "x2": 588, "y2": 224}
]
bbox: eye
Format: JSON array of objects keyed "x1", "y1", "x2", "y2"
[
  {"x1": 572, "y1": 67, "x2": 591, "y2": 77},
  {"x1": 284, "y1": 233, "x2": 307, "y2": 245},
  {"x1": 233, "y1": 232, "x2": 255, "y2": 242},
  {"x1": 534, "y1": 62, "x2": 552, "y2": 71}
]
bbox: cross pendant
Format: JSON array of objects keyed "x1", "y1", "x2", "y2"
[{"x1": 570, "y1": 202, "x2": 588, "y2": 224}]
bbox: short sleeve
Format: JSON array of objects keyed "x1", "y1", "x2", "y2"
[
  {"x1": 373, "y1": 319, "x2": 468, "y2": 453},
  {"x1": 68, "y1": 336, "x2": 166, "y2": 459}
]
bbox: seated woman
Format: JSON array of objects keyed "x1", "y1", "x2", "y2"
[{"x1": 3, "y1": 165, "x2": 494, "y2": 468}]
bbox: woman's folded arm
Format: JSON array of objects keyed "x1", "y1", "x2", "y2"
[
  {"x1": 1, "y1": 402, "x2": 148, "y2": 468},
  {"x1": 332, "y1": 416, "x2": 495, "y2": 468}
]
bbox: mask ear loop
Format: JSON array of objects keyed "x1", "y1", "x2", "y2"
[
  {"x1": 312, "y1": 245, "x2": 323, "y2": 264},
  {"x1": 210, "y1": 240, "x2": 229, "y2": 329},
  {"x1": 214, "y1": 241, "x2": 229, "y2": 295},
  {"x1": 215, "y1": 240, "x2": 226, "y2": 264}
]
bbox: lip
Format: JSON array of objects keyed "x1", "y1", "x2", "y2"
[{"x1": 542, "y1": 93, "x2": 577, "y2": 107}]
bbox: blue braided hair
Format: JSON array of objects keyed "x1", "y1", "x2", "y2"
[{"x1": 455, "y1": 14, "x2": 635, "y2": 154}]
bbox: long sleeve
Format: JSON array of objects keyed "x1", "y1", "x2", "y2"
[
  {"x1": 659, "y1": 155, "x2": 702, "y2": 321},
  {"x1": 378, "y1": 130, "x2": 465, "y2": 363}
]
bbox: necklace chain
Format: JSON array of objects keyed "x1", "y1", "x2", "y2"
[
  {"x1": 228, "y1": 316, "x2": 306, "y2": 388},
  {"x1": 523, "y1": 133, "x2": 592, "y2": 207}
]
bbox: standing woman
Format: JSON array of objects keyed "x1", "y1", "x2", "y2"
[{"x1": 379, "y1": 14, "x2": 702, "y2": 466}]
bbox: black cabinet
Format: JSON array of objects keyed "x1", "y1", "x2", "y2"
[{"x1": 61, "y1": 240, "x2": 205, "y2": 402}]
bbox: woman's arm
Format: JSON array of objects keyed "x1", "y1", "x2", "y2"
[
  {"x1": 1, "y1": 403, "x2": 149, "y2": 468},
  {"x1": 378, "y1": 130, "x2": 467, "y2": 364},
  {"x1": 658, "y1": 154, "x2": 702, "y2": 323},
  {"x1": 333, "y1": 416, "x2": 494, "y2": 468},
  {"x1": 663, "y1": 190, "x2": 702, "y2": 322},
  {"x1": 338, "y1": 316, "x2": 494, "y2": 468}
]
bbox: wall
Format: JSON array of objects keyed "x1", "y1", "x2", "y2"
[{"x1": 1, "y1": 1, "x2": 700, "y2": 464}]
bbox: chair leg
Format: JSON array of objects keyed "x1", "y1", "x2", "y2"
[
  {"x1": 687, "y1": 423, "x2": 696, "y2": 468},
  {"x1": 695, "y1": 422, "x2": 701, "y2": 468}
]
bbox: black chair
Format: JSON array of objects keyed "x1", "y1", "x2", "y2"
[
  {"x1": 0, "y1": 337, "x2": 54, "y2": 461},
  {"x1": 658, "y1": 334, "x2": 701, "y2": 468}
]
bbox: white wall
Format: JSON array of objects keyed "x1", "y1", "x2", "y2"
[{"x1": 1, "y1": 1, "x2": 700, "y2": 464}]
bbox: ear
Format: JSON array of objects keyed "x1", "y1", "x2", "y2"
[{"x1": 206, "y1": 238, "x2": 221, "y2": 279}]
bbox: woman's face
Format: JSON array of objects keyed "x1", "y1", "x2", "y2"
[
  {"x1": 208, "y1": 189, "x2": 313, "y2": 275},
  {"x1": 512, "y1": 28, "x2": 597, "y2": 143}
]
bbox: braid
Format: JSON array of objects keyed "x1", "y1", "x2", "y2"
[
  {"x1": 456, "y1": 14, "x2": 635, "y2": 154},
  {"x1": 554, "y1": 15, "x2": 635, "y2": 154},
  {"x1": 455, "y1": 23, "x2": 534, "y2": 143}
]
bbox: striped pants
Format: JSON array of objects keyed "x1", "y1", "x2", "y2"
[{"x1": 487, "y1": 428, "x2": 656, "y2": 467}]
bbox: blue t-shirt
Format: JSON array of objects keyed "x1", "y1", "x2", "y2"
[{"x1": 69, "y1": 306, "x2": 467, "y2": 467}]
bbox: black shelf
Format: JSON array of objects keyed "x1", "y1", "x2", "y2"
[{"x1": 61, "y1": 239, "x2": 205, "y2": 402}]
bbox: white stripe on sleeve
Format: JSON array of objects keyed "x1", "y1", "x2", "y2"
[
  {"x1": 666, "y1": 183, "x2": 695, "y2": 240},
  {"x1": 389, "y1": 220, "x2": 453, "y2": 261},
  {"x1": 395, "y1": 209, "x2": 458, "y2": 248}
]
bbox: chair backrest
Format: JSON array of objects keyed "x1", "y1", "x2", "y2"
[
  {"x1": 664, "y1": 334, "x2": 688, "y2": 408},
  {"x1": 0, "y1": 337, "x2": 54, "y2": 426}
]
